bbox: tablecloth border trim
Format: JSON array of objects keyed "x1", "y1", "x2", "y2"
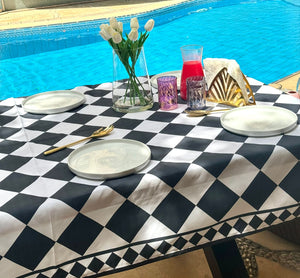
[{"x1": 17, "y1": 204, "x2": 300, "y2": 278}]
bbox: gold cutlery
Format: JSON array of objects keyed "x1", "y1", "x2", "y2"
[
  {"x1": 44, "y1": 125, "x2": 114, "y2": 155},
  {"x1": 185, "y1": 108, "x2": 231, "y2": 117}
]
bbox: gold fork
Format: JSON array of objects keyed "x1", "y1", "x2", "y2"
[
  {"x1": 44, "y1": 125, "x2": 114, "y2": 155},
  {"x1": 185, "y1": 108, "x2": 231, "y2": 117}
]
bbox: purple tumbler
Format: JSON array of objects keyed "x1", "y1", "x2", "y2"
[{"x1": 157, "y1": 76, "x2": 178, "y2": 110}]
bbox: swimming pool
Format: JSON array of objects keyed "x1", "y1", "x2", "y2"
[{"x1": 0, "y1": 0, "x2": 299, "y2": 100}]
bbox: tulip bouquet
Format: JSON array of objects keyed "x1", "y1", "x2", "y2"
[{"x1": 99, "y1": 17, "x2": 155, "y2": 112}]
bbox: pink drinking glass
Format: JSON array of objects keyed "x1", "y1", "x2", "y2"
[{"x1": 157, "y1": 76, "x2": 178, "y2": 110}]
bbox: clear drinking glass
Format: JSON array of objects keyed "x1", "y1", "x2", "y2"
[{"x1": 186, "y1": 76, "x2": 206, "y2": 110}]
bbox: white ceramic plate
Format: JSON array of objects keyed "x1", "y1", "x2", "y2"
[
  {"x1": 220, "y1": 105, "x2": 298, "y2": 137},
  {"x1": 68, "y1": 139, "x2": 151, "y2": 180},
  {"x1": 150, "y1": 70, "x2": 181, "y2": 88},
  {"x1": 22, "y1": 90, "x2": 86, "y2": 114}
]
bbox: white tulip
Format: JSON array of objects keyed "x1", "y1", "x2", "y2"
[
  {"x1": 144, "y1": 19, "x2": 155, "y2": 32},
  {"x1": 100, "y1": 23, "x2": 108, "y2": 30},
  {"x1": 109, "y1": 17, "x2": 117, "y2": 25},
  {"x1": 112, "y1": 31, "x2": 122, "y2": 44},
  {"x1": 109, "y1": 17, "x2": 119, "y2": 30},
  {"x1": 128, "y1": 28, "x2": 139, "y2": 41},
  {"x1": 99, "y1": 24, "x2": 112, "y2": 39},
  {"x1": 130, "y1": 17, "x2": 139, "y2": 29},
  {"x1": 104, "y1": 25, "x2": 114, "y2": 38},
  {"x1": 117, "y1": 22, "x2": 123, "y2": 33},
  {"x1": 99, "y1": 30, "x2": 110, "y2": 41}
]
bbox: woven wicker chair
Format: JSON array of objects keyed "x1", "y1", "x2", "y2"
[{"x1": 236, "y1": 219, "x2": 300, "y2": 277}]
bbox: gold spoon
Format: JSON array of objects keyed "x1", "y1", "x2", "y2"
[
  {"x1": 185, "y1": 108, "x2": 231, "y2": 117},
  {"x1": 44, "y1": 125, "x2": 114, "y2": 155}
]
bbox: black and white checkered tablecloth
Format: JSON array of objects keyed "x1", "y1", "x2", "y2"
[{"x1": 0, "y1": 77, "x2": 300, "y2": 278}]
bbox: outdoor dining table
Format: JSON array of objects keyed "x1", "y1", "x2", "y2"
[{"x1": 0, "y1": 76, "x2": 299, "y2": 278}]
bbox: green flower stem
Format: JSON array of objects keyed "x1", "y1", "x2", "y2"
[{"x1": 119, "y1": 58, "x2": 145, "y2": 105}]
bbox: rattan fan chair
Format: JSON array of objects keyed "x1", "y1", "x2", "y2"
[{"x1": 206, "y1": 67, "x2": 256, "y2": 107}]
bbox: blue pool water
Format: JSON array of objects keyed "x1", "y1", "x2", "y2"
[{"x1": 0, "y1": 0, "x2": 299, "y2": 100}]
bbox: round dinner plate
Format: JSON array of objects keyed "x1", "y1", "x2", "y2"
[
  {"x1": 150, "y1": 70, "x2": 181, "y2": 88},
  {"x1": 220, "y1": 105, "x2": 298, "y2": 137},
  {"x1": 22, "y1": 90, "x2": 86, "y2": 114},
  {"x1": 68, "y1": 139, "x2": 151, "y2": 180}
]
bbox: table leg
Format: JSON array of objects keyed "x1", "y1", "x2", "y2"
[{"x1": 204, "y1": 239, "x2": 249, "y2": 278}]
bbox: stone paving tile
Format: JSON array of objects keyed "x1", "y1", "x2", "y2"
[
  {"x1": 270, "y1": 71, "x2": 300, "y2": 91},
  {"x1": 0, "y1": 0, "x2": 186, "y2": 30}
]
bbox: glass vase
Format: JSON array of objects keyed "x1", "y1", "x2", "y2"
[{"x1": 112, "y1": 46, "x2": 153, "y2": 113}]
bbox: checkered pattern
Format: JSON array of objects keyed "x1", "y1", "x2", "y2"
[{"x1": 0, "y1": 77, "x2": 299, "y2": 278}]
